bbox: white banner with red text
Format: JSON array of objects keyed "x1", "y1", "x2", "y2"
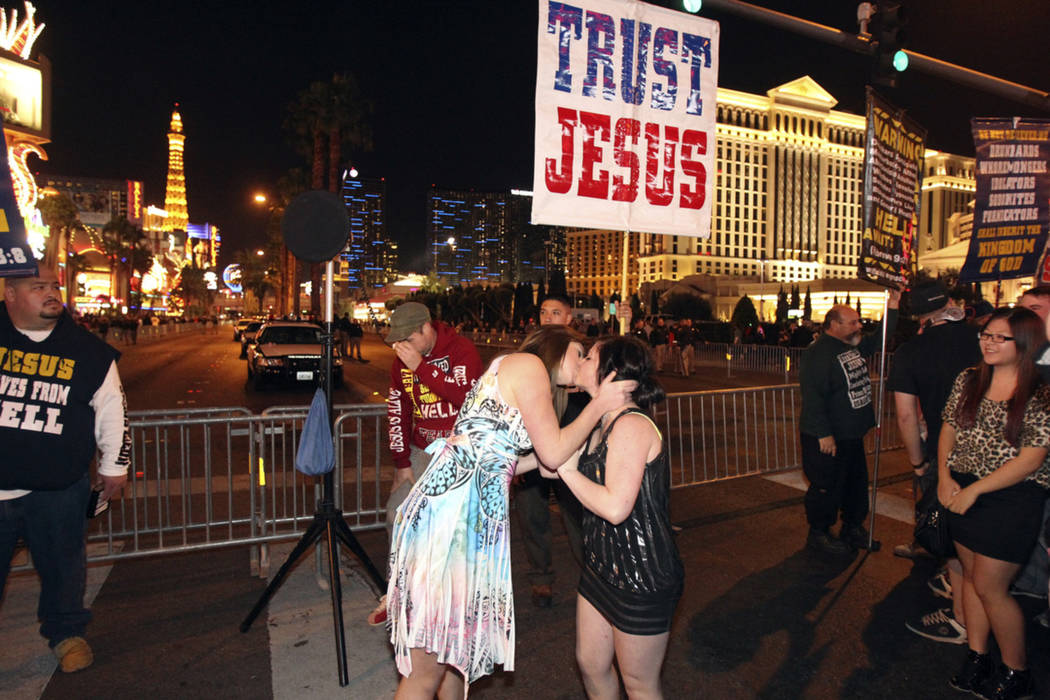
[{"x1": 532, "y1": 0, "x2": 719, "y2": 237}]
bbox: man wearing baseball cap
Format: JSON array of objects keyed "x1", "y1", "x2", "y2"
[{"x1": 368, "y1": 302, "x2": 481, "y2": 625}]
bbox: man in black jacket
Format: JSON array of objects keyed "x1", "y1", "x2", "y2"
[
  {"x1": 0, "y1": 267, "x2": 130, "y2": 672},
  {"x1": 799, "y1": 290, "x2": 899, "y2": 554},
  {"x1": 889, "y1": 282, "x2": 980, "y2": 644}
]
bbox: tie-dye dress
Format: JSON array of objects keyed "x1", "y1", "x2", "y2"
[{"x1": 387, "y1": 355, "x2": 532, "y2": 686}]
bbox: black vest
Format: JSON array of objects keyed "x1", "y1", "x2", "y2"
[{"x1": 0, "y1": 304, "x2": 119, "y2": 490}]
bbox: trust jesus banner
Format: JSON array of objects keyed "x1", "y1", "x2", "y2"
[{"x1": 532, "y1": 0, "x2": 719, "y2": 237}]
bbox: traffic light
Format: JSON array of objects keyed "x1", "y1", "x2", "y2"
[{"x1": 871, "y1": 3, "x2": 908, "y2": 88}]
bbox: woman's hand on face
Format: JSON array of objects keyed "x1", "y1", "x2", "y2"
[
  {"x1": 946, "y1": 484, "x2": 979, "y2": 515},
  {"x1": 936, "y1": 477, "x2": 960, "y2": 507},
  {"x1": 592, "y1": 371, "x2": 639, "y2": 413}
]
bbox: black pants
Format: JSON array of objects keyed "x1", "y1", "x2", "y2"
[
  {"x1": 801, "y1": 433, "x2": 868, "y2": 532},
  {"x1": 514, "y1": 469, "x2": 584, "y2": 586},
  {"x1": 0, "y1": 474, "x2": 92, "y2": 645}
]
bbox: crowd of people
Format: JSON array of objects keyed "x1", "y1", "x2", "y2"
[
  {"x1": 373, "y1": 286, "x2": 1048, "y2": 698},
  {"x1": 1, "y1": 268, "x2": 1047, "y2": 698},
  {"x1": 799, "y1": 282, "x2": 1050, "y2": 700}
]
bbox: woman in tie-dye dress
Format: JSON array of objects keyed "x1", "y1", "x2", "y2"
[{"x1": 387, "y1": 326, "x2": 635, "y2": 698}]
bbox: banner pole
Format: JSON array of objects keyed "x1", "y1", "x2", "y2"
[
  {"x1": 866, "y1": 288, "x2": 889, "y2": 552},
  {"x1": 620, "y1": 229, "x2": 630, "y2": 335}
]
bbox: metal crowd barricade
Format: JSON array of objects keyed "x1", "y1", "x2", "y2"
[
  {"x1": 658, "y1": 383, "x2": 902, "y2": 488},
  {"x1": 6, "y1": 382, "x2": 904, "y2": 576},
  {"x1": 6, "y1": 404, "x2": 388, "y2": 577}
]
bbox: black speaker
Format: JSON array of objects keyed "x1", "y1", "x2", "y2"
[{"x1": 281, "y1": 190, "x2": 350, "y2": 262}]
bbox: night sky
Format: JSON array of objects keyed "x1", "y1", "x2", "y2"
[{"x1": 28, "y1": 0, "x2": 1050, "y2": 271}]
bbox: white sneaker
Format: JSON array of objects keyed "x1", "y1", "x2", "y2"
[
  {"x1": 905, "y1": 607, "x2": 967, "y2": 644},
  {"x1": 927, "y1": 568, "x2": 952, "y2": 600}
]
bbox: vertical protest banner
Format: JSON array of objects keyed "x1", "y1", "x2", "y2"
[
  {"x1": 859, "y1": 90, "x2": 925, "y2": 288},
  {"x1": 0, "y1": 126, "x2": 37, "y2": 277},
  {"x1": 960, "y1": 118, "x2": 1050, "y2": 283},
  {"x1": 533, "y1": 0, "x2": 719, "y2": 238}
]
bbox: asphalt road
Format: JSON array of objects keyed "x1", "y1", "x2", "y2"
[{"x1": 115, "y1": 325, "x2": 791, "y2": 414}]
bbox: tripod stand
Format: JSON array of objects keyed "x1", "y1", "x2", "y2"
[{"x1": 240, "y1": 259, "x2": 387, "y2": 687}]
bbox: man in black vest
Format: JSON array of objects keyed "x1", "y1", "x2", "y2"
[
  {"x1": 0, "y1": 267, "x2": 130, "y2": 672},
  {"x1": 799, "y1": 291, "x2": 900, "y2": 554}
]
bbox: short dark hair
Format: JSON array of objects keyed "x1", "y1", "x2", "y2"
[
  {"x1": 1022, "y1": 285, "x2": 1050, "y2": 299},
  {"x1": 542, "y1": 294, "x2": 571, "y2": 308},
  {"x1": 596, "y1": 336, "x2": 665, "y2": 409}
]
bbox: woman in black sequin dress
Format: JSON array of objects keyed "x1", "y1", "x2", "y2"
[{"x1": 552, "y1": 336, "x2": 684, "y2": 699}]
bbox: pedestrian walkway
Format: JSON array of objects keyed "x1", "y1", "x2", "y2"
[{"x1": 1, "y1": 449, "x2": 1046, "y2": 698}]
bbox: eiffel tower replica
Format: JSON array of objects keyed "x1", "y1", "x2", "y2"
[{"x1": 162, "y1": 106, "x2": 188, "y2": 233}]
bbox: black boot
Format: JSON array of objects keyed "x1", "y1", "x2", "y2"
[
  {"x1": 949, "y1": 649, "x2": 992, "y2": 694},
  {"x1": 986, "y1": 664, "x2": 1035, "y2": 700},
  {"x1": 806, "y1": 528, "x2": 850, "y2": 555},
  {"x1": 841, "y1": 524, "x2": 872, "y2": 550}
]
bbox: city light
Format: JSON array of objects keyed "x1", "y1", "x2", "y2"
[
  {"x1": 253, "y1": 193, "x2": 267, "y2": 204},
  {"x1": 0, "y1": 1, "x2": 44, "y2": 59}
]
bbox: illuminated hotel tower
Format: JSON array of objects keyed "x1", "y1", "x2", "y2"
[{"x1": 162, "y1": 107, "x2": 188, "y2": 232}]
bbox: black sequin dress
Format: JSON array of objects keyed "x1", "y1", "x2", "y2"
[{"x1": 576, "y1": 408, "x2": 684, "y2": 635}]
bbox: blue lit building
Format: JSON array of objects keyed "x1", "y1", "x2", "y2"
[
  {"x1": 506, "y1": 189, "x2": 566, "y2": 285},
  {"x1": 338, "y1": 175, "x2": 398, "y2": 293},
  {"x1": 427, "y1": 188, "x2": 509, "y2": 286}
]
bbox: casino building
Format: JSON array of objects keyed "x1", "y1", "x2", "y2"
[{"x1": 564, "y1": 76, "x2": 977, "y2": 319}]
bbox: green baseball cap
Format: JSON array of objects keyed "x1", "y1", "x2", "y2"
[{"x1": 385, "y1": 302, "x2": 431, "y2": 343}]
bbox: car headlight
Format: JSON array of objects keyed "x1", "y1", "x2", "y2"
[{"x1": 259, "y1": 357, "x2": 285, "y2": 367}]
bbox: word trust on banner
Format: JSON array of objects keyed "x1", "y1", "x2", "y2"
[
  {"x1": 960, "y1": 118, "x2": 1050, "y2": 283},
  {"x1": 532, "y1": 0, "x2": 719, "y2": 237},
  {"x1": 859, "y1": 90, "x2": 925, "y2": 289}
]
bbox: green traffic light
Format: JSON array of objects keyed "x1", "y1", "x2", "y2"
[
  {"x1": 893, "y1": 50, "x2": 909, "y2": 72},
  {"x1": 683, "y1": 0, "x2": 702, "y2": 12}
]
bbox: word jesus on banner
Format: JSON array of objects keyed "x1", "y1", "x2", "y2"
[{"x1": 532, "y1": 0, "x2": 719, "y2": 237}]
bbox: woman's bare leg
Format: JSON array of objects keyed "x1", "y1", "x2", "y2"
[
  {"x1": 396, "y1": 648, "x2": 449, "y2": 700},
  {"x1": 614, "y1": 627, "x2": 670, "y2": 699},
  {"x1": 970, "y1": 552, "x2": 1025, "y2": 669},
  {"x1": 575, "y1": 595, "x2": 618, "y2": 699}
]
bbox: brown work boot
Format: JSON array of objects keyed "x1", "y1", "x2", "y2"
[
  {"x1": 53, "y1": 636, "x2": 93, "y2": 673},
  {"x1": 530, "y1": 584, "x2": 553, "y2": 608}
]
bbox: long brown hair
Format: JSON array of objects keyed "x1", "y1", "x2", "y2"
[
  {"x1": 956, "y1": 306, "x2": 1045, "y2": 445},
  {"x1": 518, "y1": 325, "x2": 583, "y2": 420}
]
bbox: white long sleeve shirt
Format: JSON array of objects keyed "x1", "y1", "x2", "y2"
[{"x1": 0, "y1": 324, "x2": 129, "y2": 500}]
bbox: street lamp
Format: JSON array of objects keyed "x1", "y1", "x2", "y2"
[{"x1": 253, "y1": 193, "x2": 267, "y2": 204}]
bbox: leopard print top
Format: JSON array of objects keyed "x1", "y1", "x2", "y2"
[{"x1": 942, "y1": 369, "x2": 1050, "y2": 489}]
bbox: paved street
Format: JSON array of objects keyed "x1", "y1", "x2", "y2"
[{"x1": 1, "y1": 325, "x2": 1047, "y2": 699}]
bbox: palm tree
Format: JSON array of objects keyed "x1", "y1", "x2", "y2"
[
  {"x1": 285, "y1": 73, "x2": 373, "y2": 316},
  {"x1": 272, "y1": 168, "x2": 308, "y2": 315},
  {"x1": 234, "y1": 248, "x2": 278, "y2": 313},
  {"x1": 101, "y1": 216, "x2": 153, "y2": 311},
  {"x1": 170, "y1": 262, "x2": 212, "y2": 318},
  {"x1": 38, "y1": 193, "x2": 84, "y2": 312}
]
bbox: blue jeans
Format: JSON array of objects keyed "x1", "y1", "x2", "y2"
[{"x1": 0, "y1": 474, "x2": 92, "y2": 646}]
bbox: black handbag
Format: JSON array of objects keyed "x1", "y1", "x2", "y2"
[{"x1": 914, "y1": 485, "x2": 955, "y2": 558}]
